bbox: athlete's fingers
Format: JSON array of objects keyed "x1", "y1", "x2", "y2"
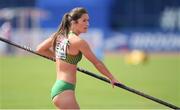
[{"x1": 110, "y1": 79, "x2": 115, "y2": 88}]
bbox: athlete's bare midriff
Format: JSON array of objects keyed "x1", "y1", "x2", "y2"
[{"x1": 56, "y1": 59, "x2": 77, "y2": 84}]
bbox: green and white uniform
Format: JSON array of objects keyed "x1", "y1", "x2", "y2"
[{"x1": 51, "y1": 33, "x2": 82, "y2": 99}]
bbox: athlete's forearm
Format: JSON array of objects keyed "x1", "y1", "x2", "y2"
[
  {"x1": 94, "y1": 61, "x2": 114, "y2": 80},
  {"x1": 36, "y1": 48, "x2": 55, "y2": 58}
]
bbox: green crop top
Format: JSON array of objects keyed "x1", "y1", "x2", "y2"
[
  {"x1": 55, "y1": 35, "x2": 82, "y2": 65},
  {"x1": 61, "y1": 52, "x2": 82, "y2": 65}
]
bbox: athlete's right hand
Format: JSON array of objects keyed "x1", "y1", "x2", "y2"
[{"x1": 109, "y1": 76, "x2": 120, "y2": 88}]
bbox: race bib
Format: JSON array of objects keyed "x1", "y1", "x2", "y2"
[{"x1": 56, "y1": 39, "x2": 69, "y2": 59}]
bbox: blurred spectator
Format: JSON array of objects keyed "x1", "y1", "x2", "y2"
[{"x1": 1, "y1": 21, "x2": 14, "y2": 55}]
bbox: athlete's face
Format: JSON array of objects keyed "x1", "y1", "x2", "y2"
[{"x1": 75, "y1": 14, "x2": 89, "y2": 33}]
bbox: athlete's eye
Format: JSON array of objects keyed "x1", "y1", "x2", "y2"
[{"x1": 83, "y1": 19, "x2": 89, "y2": 22}]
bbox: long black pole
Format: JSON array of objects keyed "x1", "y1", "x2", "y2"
[{"x1": 0, "y1": 37, "x2": 179, "y2": 109}]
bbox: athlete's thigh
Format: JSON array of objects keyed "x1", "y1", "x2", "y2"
[{"x1": 53, "y1": 90, "x2": 79, "y2": 109}]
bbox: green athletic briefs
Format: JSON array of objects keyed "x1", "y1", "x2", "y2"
[{"x1": 51, "y1": 80, "x2": 75, "y2": 99}]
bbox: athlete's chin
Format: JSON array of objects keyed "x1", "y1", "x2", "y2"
[{"x1": 82, "y1": 30, "x2": 88, "y2": 33}]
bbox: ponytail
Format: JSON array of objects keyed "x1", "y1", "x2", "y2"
[{"x1": 52, "y1": 13, "x2": 71, "y2": 51}]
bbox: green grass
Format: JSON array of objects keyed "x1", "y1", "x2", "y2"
[{"x1": 0, "y1": 54, "x2": 179, "y2": 109}]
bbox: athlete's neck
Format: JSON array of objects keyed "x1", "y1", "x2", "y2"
[{"x1": 69, "y1": 30, "x2": 80, "y2": 36}]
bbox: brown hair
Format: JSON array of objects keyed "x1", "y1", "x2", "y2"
[{"x1": 52, "y1": 7, "x2": 88, "y2": 51}]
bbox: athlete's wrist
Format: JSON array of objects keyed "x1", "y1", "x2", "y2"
[{"x1": 108, "y1": 74, "x2": 114, "y2": 80}]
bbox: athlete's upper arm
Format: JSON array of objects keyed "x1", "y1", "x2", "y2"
[{"x1": 78, "y1": 39, "x2": 99, "y2": 65}]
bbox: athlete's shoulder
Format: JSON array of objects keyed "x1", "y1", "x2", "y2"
[
  {"x1": 75, "y1": 37, "x2": 88, "y2": 44},
  {"x1": 68, "y1": 35, "x2": 81, "y2": 43},
  {"x1": 70, "y1": 37, "x2": 88, "y2": 48}
]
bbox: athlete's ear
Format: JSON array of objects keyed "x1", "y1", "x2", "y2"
[
  {"x1": 75, "y1": 20, "x2": 78, "y2": 23},
  {"x1": 72, "y1": 20, "x2": 78, "y2": 24}
]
